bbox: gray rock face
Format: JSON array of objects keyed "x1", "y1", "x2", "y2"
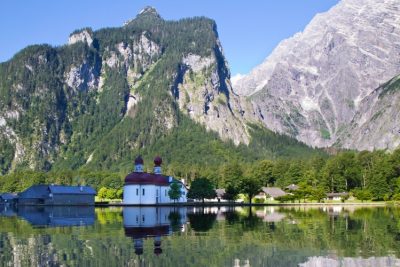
[
  {"x1": 233, "y1": 0, "x2": 400, "y2": 150},
  {"x1": 337, "y1": 75, "x2": 400, "y2": 150},
  {"x1": 65, "y1": 62, "x2": 98, "y2": 91},
  {"x1": 176, "y1": 44, "x2": 257, "y2": 145},
  {"x1": 68, "y1": 30, "x2": 93, "y2": 46}
]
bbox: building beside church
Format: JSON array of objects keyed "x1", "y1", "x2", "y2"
[
  {"x1": 18, "y1": 185, "x2": 96, "y2": 205},
  {"x1": 123, "y1": 156, "x2": 187, "y2": 205}
]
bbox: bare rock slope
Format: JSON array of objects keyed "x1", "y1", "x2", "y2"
[{"x1": 233, "y1": 0, "x2": 400, "y2": 150}]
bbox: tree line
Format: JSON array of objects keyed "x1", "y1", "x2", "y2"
[
  {"x1": 187, "y1": 148, "x2": 400, "y2": 202},
  {"x1": 0, "y1": 148, "x2": 398, "y2": 202}
]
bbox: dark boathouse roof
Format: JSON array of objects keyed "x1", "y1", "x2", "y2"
[
  {"x1": 19, "y1": 185, "x2": 96, "y2": 198},
  {"x1": 125, "y1": 173, "x2": 171, "y2": 186},
  {"x1": 48, "y1": 185, "x2": 96, "y2": 195},
  {"x1": 0, "y1": 193, "x2": 18, "y2": 200}
]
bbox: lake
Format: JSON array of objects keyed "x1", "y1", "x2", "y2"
[{"x1": 0, "y1": 205, "x2": 400, "y2": 266}]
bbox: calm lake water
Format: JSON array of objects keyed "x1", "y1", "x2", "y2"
[{"x1": 0, "y1": 205, "x2": 400, "y2": 267}]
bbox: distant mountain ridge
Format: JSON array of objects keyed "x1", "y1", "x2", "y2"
[{"x1": 233, "y1": 0, "x2": 400, "y2": 150}]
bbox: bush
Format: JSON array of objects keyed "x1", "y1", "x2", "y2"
[
  {"x1": 253, "y1": 198, "x2": 265, "y2": 204},
  {"x1": 392, "y1": 193, "x2": 400, "y2": 201},
  {"x1": 353, "y1": 189, "x2": 372, "y2": 202},
  {"x1": 275, "y1": 194, "x2": 295, "y2": 203}
]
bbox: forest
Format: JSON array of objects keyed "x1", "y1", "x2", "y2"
[{"x1": 1, "y1": 148, "x2": 399, "y2": 202}]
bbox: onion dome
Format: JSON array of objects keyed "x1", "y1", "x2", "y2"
[
  {"x1": 154, "y1": 247, "x2": 163, "y2": 255},
  {"x1": 134, "y1": 156, "x2": 144, "y2": 165},
  {"x1": 154, "y1": 156, "x2": 162, "y2": 166}
]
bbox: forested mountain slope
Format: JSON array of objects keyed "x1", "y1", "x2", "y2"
[{"x1": 0, "y1": 7, "x2": 322, "y2": 174}]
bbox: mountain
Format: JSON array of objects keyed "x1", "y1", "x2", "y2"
[
  {"x1": 0, "y1": 7, "x2": 321, "y2": 174},
  {"x1": 233, "y1": 0, "x2": 400, "y2": 150},
  {"x1": 337, "y1": 74, "x2": 400, "y2": 150}
]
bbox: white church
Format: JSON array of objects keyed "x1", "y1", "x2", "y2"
[{"x1": 123, "y1": 156, "x2": 187, "y2": 204}]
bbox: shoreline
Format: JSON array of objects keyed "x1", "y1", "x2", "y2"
[{"x1": 94, "y1": 201, "x2": 388, "y2": 207}]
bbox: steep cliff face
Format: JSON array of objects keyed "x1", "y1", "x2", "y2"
[
  {"x1": 337, "y1": 75, "x2": 400, "y2": 150},
  {"x1": 176, "y1": 44, "x2": 255, "y2": 145},
  {"x1": 233, "y1": 0, "x2": 400, "y2": 150}
]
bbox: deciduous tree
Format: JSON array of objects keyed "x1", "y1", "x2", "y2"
[{"x1": 187, "y1": 178, "x2": 216, "y2": 204}]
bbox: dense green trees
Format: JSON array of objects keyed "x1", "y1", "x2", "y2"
[
  {"x1": 0, "y1": 148, "x2": 399, "y2": 202},
  {"x1": 187, "y1": 178, "x2": 216, "y2": 203},
  {"x1": 239, "y1": 175, "x2": 263, "y2": 205},
  {"x1": 216, "y1": 148, "x2": 400, "y2": 202}
]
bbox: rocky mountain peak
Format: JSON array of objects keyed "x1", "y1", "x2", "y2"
[
  {"x1": 123, "y1": 6, "x2": 162, "y2": 26},
  {"x1": 137, "y1": 6, "x2": 160, "y2": 17},
  {"x1": 232, "y1": 0, "x2": 400, "y2": 150}
]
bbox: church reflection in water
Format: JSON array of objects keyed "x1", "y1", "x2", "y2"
[{"x1": 123, "y1": 207, "x2": 187, "y2": 256}]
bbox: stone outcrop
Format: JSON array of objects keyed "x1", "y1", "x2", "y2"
[
  {"x1": 175, "y1": 45, "x2": 257, "y2": 145},
  {"x1": 337, "y1": 75, "x2": 400, "y2": 150},
  {"x1": 68, "y1": 29, "x2": 93, "y2": 46}
]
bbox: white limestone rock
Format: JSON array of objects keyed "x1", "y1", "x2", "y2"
[
  {"x1": 182, "y1": 54, "x2": 213, "y2": 73},
  {"x1": 337, "y1": 75, "x2": 400, "y2": 150},
  {"x1": 233, "y1": 0, "x2": 400, "y2": 149},
  {"x1": 177, "y1": 50, "x2": 259, "y2": 145},
  {"x1": 65, "y1": 62, "x2": 98, "y2": 91},
  {"x1": 68, "y1": 29, "x2": 93, "y2": 46}
]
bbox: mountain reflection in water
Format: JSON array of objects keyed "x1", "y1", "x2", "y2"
[{"x1": 299, "y1": 256, "x2": 400, "y2": 267}]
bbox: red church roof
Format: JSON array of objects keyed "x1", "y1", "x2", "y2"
[
  {"x1": 125, "y1": 172, "x2": 170, "y2": 186},
  {"x1": 124, "y1": 225, "x2": 170, "y2": 238}
]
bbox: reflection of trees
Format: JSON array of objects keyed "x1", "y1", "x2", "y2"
[
  {"x1": 188, "y1": 211, "x2": 217, "y2": 232},
  {"x1": 2, "y1": 207, "x2": 400, "y2": 265},
  {"x1": 168, "y1": 211, "x2": 182, "y2": 232},
  {"x1": 224, "y1": 211, "x2": 240, "y2": 224},
  {"x1": 241, "y1": 208, "x2": 263, "y2": 230}
]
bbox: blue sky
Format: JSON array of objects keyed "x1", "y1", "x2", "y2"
[{"x1": 0, "y1": 0, "x2": 339, "y2": 75}]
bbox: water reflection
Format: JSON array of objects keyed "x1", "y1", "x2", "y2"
[
  {"x1": 0, "y1": 205, "x2": 95, "y2": 227},
  {"x1": 0, "y1": 204, "x2": 17, "y2": 217},
  {"x1": 300, "y1": 256, "x2": 400, "y2": 267},
  {"x1": 187, "y1": 209, "x2": 217, "y2": 232},
  {"x1": 0, "y1": 205, "x2": 399, "y2": 266},
  {"x1": 123, "y1": 207, "x2": 187, "y2": 256}
]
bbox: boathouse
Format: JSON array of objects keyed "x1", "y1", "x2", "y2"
[
  {"x1": 17, "y1": 206, "x2": 95, "y2": 227},
  {"x1": 18, "y1": 185, "x2": 96, "y2": 205},
  {"x1": 0, "y1": 193, "x2": 18, "y2": 204},
  {"x1": 123, "y1": 156, "x2": 187, "y2": 205}
]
